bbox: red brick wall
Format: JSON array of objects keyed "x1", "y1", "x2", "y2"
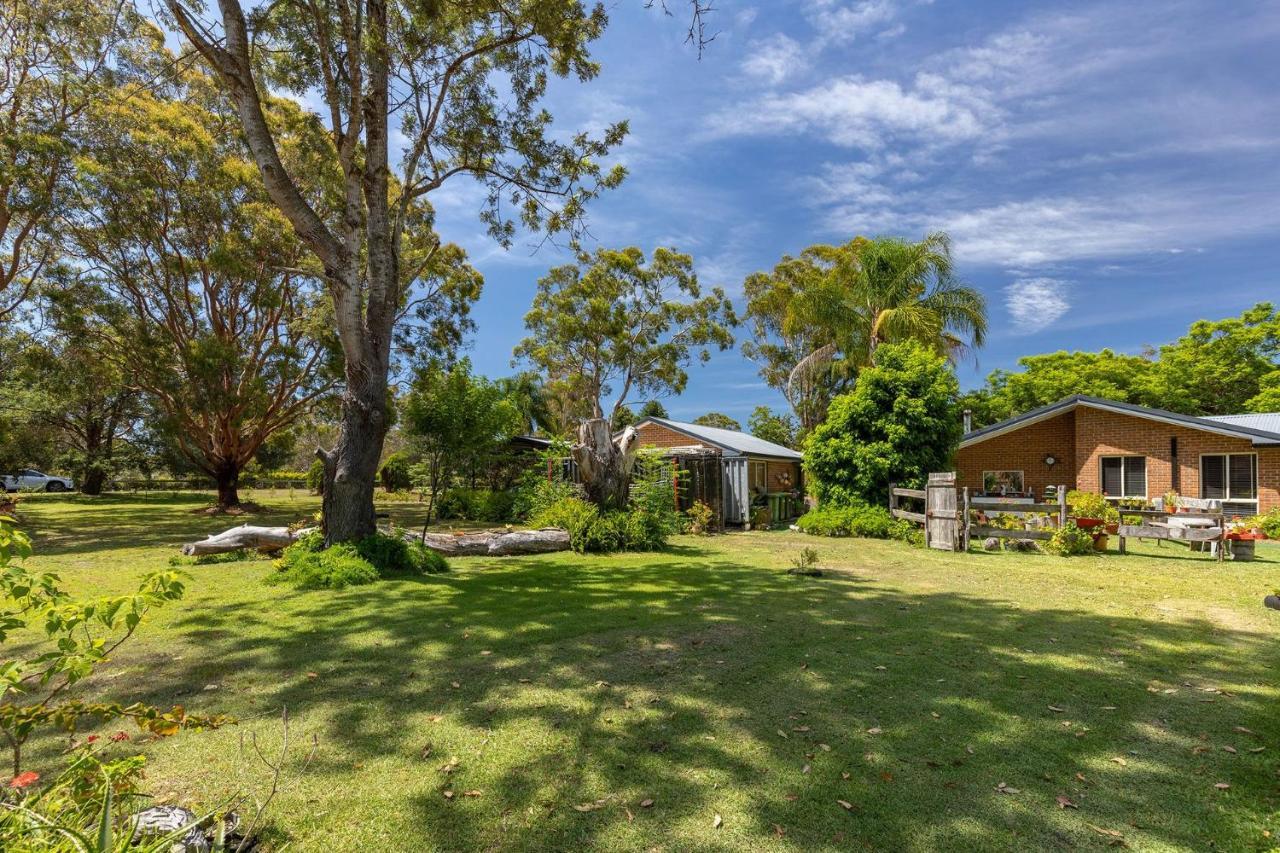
[
  {"x1": 954, "y1": 411, "x2": 1076, "y2": 497},
  {"x1": 955, "y1": 406, "x2": 1278, "y2": 513},
  {"x1": 634, "y1": 422, "x2": 711, "y2": 449}
]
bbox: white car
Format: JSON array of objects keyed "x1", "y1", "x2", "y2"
[{"x1": 1, "y1": 469, "x2": 75, "y2": 492}]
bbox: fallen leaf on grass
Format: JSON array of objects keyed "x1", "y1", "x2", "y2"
[
  {"x1": 840, "y1": 772, "x2": 851, "y2": 780},
  {"x1": 450, "y1": 681, "x2": 461, "y2": 689},
  {"x1": 1110, "y1": 757, "x2": 1127, "y2": 766},
  {"x1": 625, "y1": 808, "x2": 633, "y2": 823},
  {"x1": 573, "y1": 803, "x2": 600, "y2": 812},
  {"x1": 713, "y1": 813, "x2": 723, "y2": 829},
  {"x1": 1222, "y1": 745, "x2": 1237, "y2": 754},
  {"x1": 1048, "y1": 705, "x2": 1065, "y2": 713},
  {"x1": 420, "y1": 743, "x2": 433, "y2": 759},
  {"x1": 880, "y1": 771, "x2": 894, "y2": 783},
  {"x1": 1214, "y1": 782, "x2": 1231, "y2": 790},
  {"x1": 428, "y1": 715, "x2": 444, "y2": 723},
  {"x1": 793, "y1": 725, "x2": 811, "y2": 732},
  {"x1": 995, "y1": 782, "x2": 1020, "y2": 794},
  {"x1": 819, "y1": 743, "x2": 831, "y2": 752},
  {"x1": 837, "y1": 799, "x2": 854, "y2": 811},
  {"x1": 1056, "y1": 795, "x2": 1078, "y2": 809},
  {"x1": 480, "y1": 650, "x2": 492, "y2": 656},
  {"x1": 965, "y1": 746, "x2": 975, "y2": 755},
  {"x1": 1086, "y1": 824, "x2": 1124, "y2": 840},
  {"x1": 1248, "y1": 747, "x2": 1265, "y2": 753},
  {"x1": 463, "y1": 790, "x2": 482, "y2": 798},
  {"x1": 866, "y1": 727, "x2": 883, "y2": 735},
  {"x1": 439, "y1": 758, "x2": 459, "y2": 774},
  {"x1": 1076, "y1": 773, "x2": 1087, "y2": 783},
  {"x1": 442, "y1": 790, "x2": 454, "y2": 799},
  {"x1": 1233, "y1": 726, "x2": 1256, "y2": 735},
  {"x1": 1101, "y1": 706, "x2": 1118, "y2": 711},
  {"x1": 874, "y1": 665, "x2": 887, "y2": 671},
  {"x1": 802, "y1": 764, "x2": 811, "y2": 774},
  {"x1": 773, "y1": 824, "x2": 785, "y2": 838},
  {"x1": 776, "y1": 730, "x2": 789, "y2": 739},
  {"x1": 640, "y1": 798, "x2": 654, "y2": 808},
  {"x1": 306, "y1": 672, "x2": 319, "y2": 680},
  {"x1": 784, "y1": 793, "x2": 798, "y2": 801}
]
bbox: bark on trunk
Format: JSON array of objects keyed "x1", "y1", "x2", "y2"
[
  {"x1": 573, "y1": 419, "x2": 640, "y2": 509},
  {"x1": 81, "y1": 468, "x2": 106, "y2": 496},
  {"x1": 215, "y1": 466, "x2": 241, "y2": 508},
  {"x1": 321, "y1": 374, "x2": 389, "y2": 545}
]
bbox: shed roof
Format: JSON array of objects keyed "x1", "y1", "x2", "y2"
[
  {"x1": 632, "y1": 417, "x2": 803, "y2": 459},
  {"x1": 960, "y1": 395, "x2": 1280, "y2": 448}
]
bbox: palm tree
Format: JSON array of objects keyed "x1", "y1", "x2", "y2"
[{"x1": 788, "y1": 232, "x2": 987, "y2": 394}]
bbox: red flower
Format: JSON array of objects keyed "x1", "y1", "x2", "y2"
[
  {"x1": 8, "y1": 771, "x2": 39, "y2": 789},
  {"x1": 85, "y1": 735, "x2": 100, "y2": 743},
  {"x1": 109, "y1": 731, "x2": 130, "y2": 743}
]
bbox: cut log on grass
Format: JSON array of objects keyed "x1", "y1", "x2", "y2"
[
  {"x1": 182, "y1": 525, "x2": 301, "y2": 556},
  {"x1": 417, "y1": 528, "x2": 571, "y2": 557}
]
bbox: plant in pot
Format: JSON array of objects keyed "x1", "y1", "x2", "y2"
[
  {"x1": 1068, "y1": 490, "x2": 1119, "y2": 532},
  {"x1": 1162, "y1": 490, "x2": 1180, "y2": 515}
]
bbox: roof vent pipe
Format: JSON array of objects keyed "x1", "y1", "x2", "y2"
[{"x1": 963, "y1": 409, "x2": 973, "y2": 434}]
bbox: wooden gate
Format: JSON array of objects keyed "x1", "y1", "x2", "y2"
[{"x1": 926, "y1": 472, "x2": 960, "y2": 551}]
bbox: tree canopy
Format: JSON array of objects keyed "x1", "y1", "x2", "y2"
[
  {"x1": 514, "y1": 246, "x2": 735, "y2": 422},
  {"x1": 747, "y1": 406, "x2": 798, "y2": 449},
  {"x1": 692, "y1": 412, "x2": 741, "y2": 431},
  {"x1": 805, "y1": 341, "x2": 961, "y2": 507}
]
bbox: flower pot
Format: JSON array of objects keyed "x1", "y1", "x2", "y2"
[
  {"x1": 1092, "y1": 533, "x2": 1109, "y2": 551},
  {"x1": 1075, "y1": 517, "x2": 1104, "y2": 530},
  {"x1": 1105, "y1": 522, "x2": 1119, "y2": 535}
]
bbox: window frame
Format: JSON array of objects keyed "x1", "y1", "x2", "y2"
[
  {"x1": 749, "y1": 460, "x2": 767, "y2": 492},
  {"x1": 1099, "y1": 455, "x2": 1147, "y2": 499},
  {"x1": 1199, "y1": 452, "x2": 1258, "y2": 507},
  {"x1": 981, "y1": 470, "x2": 1025, "y2": 495}
]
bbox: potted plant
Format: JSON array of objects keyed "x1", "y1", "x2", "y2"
[
  {"x1": 1162, "y1": 490, "x2": 1180, "y2": 514},
  {"x1": 1068, "y1": 490, "x2": 1119, "y2": 531}
]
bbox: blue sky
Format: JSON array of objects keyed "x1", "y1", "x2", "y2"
[{"x1": 428, "y1": 0, "x2": 1280, "y2": 425}]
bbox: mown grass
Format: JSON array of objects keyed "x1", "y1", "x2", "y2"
[{"x1": 7, "y1": 492, "x2": 1280, "y2": 851}]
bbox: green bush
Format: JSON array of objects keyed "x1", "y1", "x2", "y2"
[
  {"x1": 1046, "y1": 521, "x2": 1096, "y2": 556},
  {"x1": 437, "y1": 488, "x2": 515, "y2": 522},
  {"x1": 1247, "y1": 507, "x2": 1280, "y2": 538},
  {"x1": 269, "y1": 530, "x2": 446, "y2": 589},
  {"x1": 307, "y1": 458, "x2": 325, "y2": 494},
  {"x1": 531, "y1": 496, "x2": 674, "y2": 554},
  {"x1": 1066, "y1": 490, "x2": 1119, "y2": 523},
  {"x1": 379, "y1": 452, "x2": 414, "y2": 492},
  {"x1": 795, "y1": 503, "x2": 916, "y2": 542}
]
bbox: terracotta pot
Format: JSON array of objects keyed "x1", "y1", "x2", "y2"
[
  {"x1": 1105, "y1": 522, "x2": 1119, "y2": 535},
  {"x1": 1092, "y1": 533, "x2": 1109, "y2": 551},
  {"x1": 1075, "y1": 517, "x2": 1104, "y2": 530}
]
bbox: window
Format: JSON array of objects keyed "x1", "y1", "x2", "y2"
[
  {"x1": 1100, "y1": 456, "x2": 1146, "y2": 498},
  {"x1": 749, "y1": 460, "x2": 767, "y2": 493},
  {"x1": 982, "y1": 470, "x2": 1024, "y2": 495},
  {"x1": 1200, "y1": 453, "x2": 1257, "y2": 510}
]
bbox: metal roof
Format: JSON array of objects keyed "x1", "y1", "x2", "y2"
[
  {"x1": 1206, "y1": 412, "x2": 1280, "y2": 435},
  {"x1": 960, "y1": 395, "x2": 1280, "y2": 448},
  {"x1": 634, "y1": 417, "x2": 803, "y2": 459}
]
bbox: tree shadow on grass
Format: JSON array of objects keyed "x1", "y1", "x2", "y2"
[{"x1": 50, "y1": 553, "x2": 1280, "y2": 851}]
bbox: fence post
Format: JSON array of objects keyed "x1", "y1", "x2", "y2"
[
  {"x1": 961, "y1": 486, "x2": 970, "y2": 551},
  {"x1": 1058, "y1": 485, "x2": 1067, "y2": 527},
  {"x1": 888, "y1": 482, "x2": 896, "y2": 517}
]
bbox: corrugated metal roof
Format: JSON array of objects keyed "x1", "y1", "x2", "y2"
[
  {"x1": 1206, "y1": 412, "x2": 1280, "y2": 435},
  {"x1": 636, "y1": 417, "x2": 802, "y2": 459}
]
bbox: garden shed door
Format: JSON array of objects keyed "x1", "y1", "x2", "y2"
[
  {"x1": 926, "y1": 472, "x2": 960, "y2": 551},
  {"x1": 722, "y1": 458, "x2": 748, "y2": 524}
]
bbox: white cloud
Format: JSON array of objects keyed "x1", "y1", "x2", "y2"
[
  {"x1": 740, "y1": 34, "x2": 808, "y2": 84},
  {"x1": 704, "y1": 73, "x2": 994, "y2": 149},
  {"x1": 805, "y1": 1, "x2": 900, "y2": 45},
  {"x1": 1003, "y1": 278, "x2": 1070, "y2": 334}
]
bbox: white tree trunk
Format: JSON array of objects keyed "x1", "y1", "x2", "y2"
[
  {"x1": 573, "y1": 419, "x2": 639, "y2": 508},
  {"x1": 417, "y1": 528, "x2": 571, "y2": 556},
  {"x1": 182, "y1": 525, "x2": 311, "y2": 556}
]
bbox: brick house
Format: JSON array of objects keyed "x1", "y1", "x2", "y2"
[
  {"x1": 954, "y1": 395, "x2": 1280, "y2": 516},
  {"x1": 629, "y1": 417, "x2": 803, "y2": 525}
]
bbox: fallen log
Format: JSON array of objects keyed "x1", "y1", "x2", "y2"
[
  {"x1": 417, "y1": 528, "x2": 571, "y2": 557},
  {"x1": 182, "y1": 525, "x2": 303, "y2": 556}
]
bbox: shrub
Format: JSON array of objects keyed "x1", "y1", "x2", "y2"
[
  {"x1": 685, "y1": 500, "x2": 716, "y2": 534},
  {"x1": 379, "y1": 452, "x2": 414, "y2": 492},
  {"x1": 269, "y1": 531, "x2": 446, "y2": 590},
  {"x1": 796, "y1": 503, "x2": 915, "y2": 542},
  {"x1": 531, "y1": 496, "x2": 674, "y2": 554},
  {"x1": 373, "y1": 489, "x2": 422, "y2": 504},
  {"x1": 1067, "y1": 490, "x2": 1119, "y2": 523},
  {"x1": 1046, "y1": 521, "x2": 1096, "y2": 556},
  {"x1": 532, "y1": 496, "x2": 601, "y2": 552},
  {"x1": 1248, "y1": 507, "x2": 1280, "y2": 538},
  {"x1": 307, "y1": 458, "x2": 325, "y2": 494},
  {"x1": 437, "y1": 488, "x2": 516, "y2": 522}
]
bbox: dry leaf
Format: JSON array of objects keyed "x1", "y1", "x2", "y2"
[
  {"x1": 442, "y1": 790, "x2": 454, "y2": 799},
  {"x1": 837, "y1": 799, "x2": 854, "y2": 811},
  {"x1": 1214, "y1": 782, "x2": 1230, "y2": 790},
  {"x1": 840, "y1": 772, "x2": 850, "y2": 780},
  {"x1": 930, "y1": 712, "x2": 940, "y2": 719},
  {"x1": 625, "y1": 808, "x2": 633, "y2": 823},
  {"x1": 306, "y1": 672, "x2": 319, "y2": 679},
  {"x1": 1233, "y1": 726, "x2": 1256, "y2": 735},
  {"x1": 874, "y1": 665, "x2": 887, "y2": 671},
  {"x1": 450, "y1": 681, "x2": 461, "y2": 689},
  {"x1": 784, "y1": 793, "x2": 798, "y2": 801},
  {"x1": 1076, "y1": 772, "x2": 1087, "y2": 783},
  {"x1": 867, "y1": 727, "x2": 883, "y2": 735},
  {"x1": 1086, "y1": 824, "x2": 1124, "y2": 839},
  {"x1": 776, "y1": 730, "x2": 789, "y2": 739},
  {"x1": 1056, "y1": 795, "x2": 1078, "y2": 809},
  {"x1": 1102, "y1": 705, "x2": 1118, "y2": 711},
  {"x1": 802, "y1": 764, "x2": 811, "y2": 774},
  {"x1": 428, "y1": 715, "x2": 444, "y2": 723},
  {"x1": 1110, "y1": 757, "x2": 1127, "y2": 766},
  {"x1": 793, "y1": 725, "x2": 811, "y2": 732},
  {"x1": 464, "y1": 790, "x2": 482, "y2": 798},
  {"x1": 480, "y1": 650, "x2": 492, "y2": 656},
  {"x1": 713, "y1": 813, "x2": 723, "y2": 829},
  {"x1": 1248, "y1": 746, "x2": 1265, "y2": 753},
  {"x1": 819, "y1": 743, "x2": 831, "y2": 752},
  {"x1": 573, "y1": 803, "x2": 599, "y2": 812},
  {"x1": 1048, "y1": 705, "x2": 1065, "y2": 713},
  {"x1": 773, "y1": 823, "x2": 785, "y2": 838},
  {"x1": 965, "y1": 746, "x2": 975, "y2": 755},
  {"x1": 880, "y1": 771, "x2": 894, "y2": 783},
  {"x1": 995, "y1": 782, "x2": 1020, "y2": 794},
  {"x1": 640, "y1": 798, "x2": 654, "y2": 808},
  {"x1": 1222, "y1": 745, "x2": 1237, "y2": 754}
]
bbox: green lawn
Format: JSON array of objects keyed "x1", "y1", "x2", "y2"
[{"x1": 8, "y1": 492, "x2": 1280, "y2": 851}]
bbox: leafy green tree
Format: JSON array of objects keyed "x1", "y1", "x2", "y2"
[
  {"x1": 742, "y1": 246, "x2": 858, "y2": 432},
  {"x1": 161, "y1": 0, "x2": 706, "y2": 543},
  {"x1": 0, "y1": 0, "x2": 155, "y2": 320},
  {"x1": 66, "y1": 82, "x2": 345, "y2": 508},
  {"x1": 1247, "y1": 371, "x2": 1280, "y2": 413},
  {"x1": 692, "y1": 412, "x2": 741, "y2": 431},
  {"x1": 402, "y1": 359, "x2": 521, "y2": 526},
  {"x1": 0, "y1": 318, "x2": 141, "y2": 494},
  {"x1": 968, "y1": 349, "x2": 1158, "y2": 428},
  {"x1": 790, "y1": 233, "x2": 986, "y2": 389},
  {"x1": 514, "y1": 246, "x2": 734, "y2": 507},
  {"x1": 639, "y1": 400, "x2": 669, "y2": 419},
  {"x1": 805, "y1": 341, "x2": 960, "y2": 507},
  {"x1": 747, "y1": 406, "x2": 798, "y2": 449},
  {"x1": 1146, "y1": 303, "x2": 1280, "y2": 415},
  {"x1": 612, "y1": 406, "x2": 637, "y2": 432},
  {"x1": 495, "y1": 372, "x2": 556, "y2": 437}
]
